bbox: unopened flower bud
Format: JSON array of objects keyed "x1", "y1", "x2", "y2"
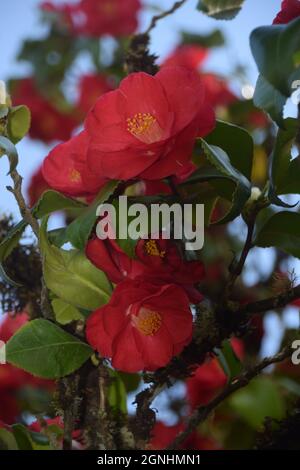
[{"x1": 250, "y1": 186, "x2": 262, "y2": 201}]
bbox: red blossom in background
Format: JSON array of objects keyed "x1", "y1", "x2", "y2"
[
  {"x1": 149, "y1": 422, "x2": 220, "y2": 450},
  {"x1": 86, "y1": 280, "x2": 193, "y2": 372},
  {"x1": 273, "y1": 0, "x2": 300, "y2": 24},
  {"x1": 42, "y1": 130, "x2": 106, "y2": 199},
  {"x1": 86, "y1": 236, "x2": 205, "y2": 302},
  {"x1": 77, "y1": 74, "x2": 114, "y2": 115},
  {"x1": 201, "y1": 73, "x2": 237, "y2": 108},
  {"x1": 161, "y1": 47, "x2": 237, "y2": 109},
  {"x1": 187, "y1": 339, "x2": 244, "y2": 409},
  {"x1": 85, "y1": 66, "x2": 215, "y2": 181},
  {"x1": 54, "y1": 0, "x2": 141, "y2": 37},
  {"x1": 12, "y1": 78, "x2": 79, "y2": 143},
  {"x1": 162, "y1": 45, "x2": 208, "y2": 70}
]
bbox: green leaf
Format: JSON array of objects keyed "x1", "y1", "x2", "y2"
[
  {"x1": 184, "y1": 140, "x2": 252, "y2": 224},
  {"x1": 204, "y1": 120, "x2": 253, "y2": 179},
  {"x1": 253, "y1": 75, "x2": 286, "y2": 127},
  {"x1": 11, "y1": 424, "x2": 34, "y2": 450},
  {"x1": 52, "y1": 298, "x2": 84, "y2": 325},
  {"x1": 197, "y1": 0, "x2": 245, "y2": 19},
  {"x1": 0, "y1": 219, "x2": 26, "y2": 263},
  {"x1": 229, "y1": 376, "x2": 285, "y2": 429},
  {"x1": 11, "y1": 424, "x2": 51, "y2": 450},
  {"x1": 108, "y1": 370, "x2": 127, "y2": 415},
  {"x1": 6, "y1": 319, "x2": 93, "y2": 379},
  {"x1": 255, "y1": 211, "x2": 300, "y2": 258},
  {"x1": 58, "y1": 180, "x2": 119, "y2": 250},
  {"x1": 32, "y1": 189, "x2": 86, "y2": 218},
  {"x1": 250, "y1": 18, "x2": 300, "y2": 124},
  {"x1": 7, "y1": 105, "x2": 31, "y2": 144},
  {"x1": 0, "y1": 219, "x2": 27, "y2": 286},
  {"x1": 118, "y1": 372, "x2": 141, "y2": 393},
  {"x1": 269, "y1": 118, "x2": 300, "y2": 201},
  {"x1": 181, "y1": 29, "x2": 225, "y2": 48},
  {"x1": 215, "y1": 339, "x2": 243, "y2": 381},
  {"x1": 40, "y1": 218, "x2": 111, "y2": 310},
  {"x1": 0, "y1": 429, "x2": 18, "y2": 450},
  {"x1": 0, "y1": 135, "x2": 18, "y2": 174}
]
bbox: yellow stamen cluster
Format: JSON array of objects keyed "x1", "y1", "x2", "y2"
[
  {"x1": 137, "y1": 310, "x2": 162, "y2": 336},
  {"x1": 145, "y1": 240, "x2": 166, "y2": 258},
  {"x1": 69, "y1": 168, "x2": 81, "y2": 183},
  {"x1": 127, "y1": 113, "x2": 156, "y2": 136}
]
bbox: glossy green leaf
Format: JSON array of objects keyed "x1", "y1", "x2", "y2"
[
  {"x1": 181, "y1": 29, "x2": 225, "y2": 47},
  {"x1": 250, "y1": 18, "x2": 300, "y2": 125},
  {"x1": 6, "y1": 319, "x2": 93, "y2": 379},
  {"x1": 0, "y1": 219, "x2": 27, "y2": 286},
  {"x1": 0, "y1": 429, "x2": 18, "y2": 450},
  {"x1": 197, "y1": 0, "x2": 245, "y2": 19},
  {"x1": 0, "y1": 219, "x2": 26, "y2": 263},
  {"x1": 215, "y1": 339, "x2": 243, "y2": 381},
  {"x1": 108, "y1": 370, "x2": 127, "y2": 415},
  {"x1": 118, "y1": 372, "x2": 141, "y2": 393},
  {"x1": 204, "y1": 120, "x2": 253, "y2": 179},
  {"x1": 184, "y1": 140, "x2": 251, "y2": 224},
  {"x1": 0, "y1": 135, "x2": 18, "y2": 174},
  {"x1": 52, "y1": 298, "x2": 84, "y2": 325},
  {"x1": 269, "y1": 118, "x2": 300, "y2": 202},
  {"x1": 253, "y1": 75, "x2": 286, "y2": 127},
  {"x1": 40, "y1": 219, "x2": 111, "y2": 310},
  {"x1": 7, "y1": 105, "x2": 31, "y2": 144},
  {"x1": 229, "y1": 376, "x2": 285, "y2": 429},
  {"x1": 255, "y1": 211, "x2": 300, "y2": 258},
  {"x1": 32, "y1": 189, "x2": 86, "y2": 219},
  {"x1": 268, "y1": 119, "x2": 299, "y2": 207},
  {"x1": 57, "y1": 180, "x2": 119, "y2": 250}
]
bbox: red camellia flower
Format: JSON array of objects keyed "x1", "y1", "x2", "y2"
[
  {"x1": 27, "y1": 166, "x2": 50, "y2": 208},
  {"x1": 77, "y1": 74, "x2": 114, "y2": 115},
  {"x1": 273, "y1": 0, "x2": 300, "y2": 24},
  {"x1": 187, "y1": 339, "x2": 244, "y2": 409},
  {"x1": 12, "y1": 78, "x2": 79, "y2": 143},
  {"x1": 149, "y1": 422, "x2": 220, "y2": 450},
  {"x1": 85, "y1": 66, "x2": 215, "y2": 181},
  {"x1": 86, "y1": 280, "x2": 193, "y2": 372},
  {"x1": 162, "y1": 45, "x2": 208, "y2": 70},
  {"x1": 42, "y1": 130, "x2": 106, "y2": 199},
  {"x1": 201, "y1": 73, "x2": 237, "y2": 109},
  {"x1": 86, "y1": 236, "x2": 205, "y2": 302},
  {"x1": 63, "y1": 0, "x2": 141, "y2": 37}
]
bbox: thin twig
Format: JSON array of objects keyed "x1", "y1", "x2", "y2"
[
  {"x1": 7, "y1": 169, "x2": 39, "y2": 237},
  {"x1": 145, "y1": 0, "x2": 188, "y2": 34},
  {"x1": 168, "y1": 346, "x2": 293, "y2": 449},
  {"x1": 240, "y1": 283, "x2": 300, "y2": 315}
]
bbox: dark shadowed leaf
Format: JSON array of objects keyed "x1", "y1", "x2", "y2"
[{"x1": 255, "y1": 211, "x2": 300, "y2": 258}]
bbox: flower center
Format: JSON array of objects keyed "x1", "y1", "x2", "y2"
[
  {"x1": 134, "y1": 308, "x2": 162, "y2": 336},
  {"x1": 126, "y1": 113, "x2": 163, "y2": 144},
  {"x1": 145, "y1": 240, "x2": 165, "y2": 258},
  {"x1": 69, "y1": 168, "x2": 81, "y2": 183}
]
